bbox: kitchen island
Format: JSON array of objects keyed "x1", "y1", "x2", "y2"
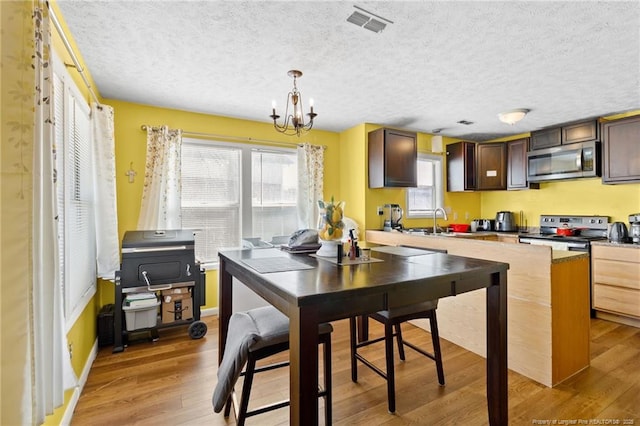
[{"x1": 366, "y1": 229, "x2": 590, "y2": 387}]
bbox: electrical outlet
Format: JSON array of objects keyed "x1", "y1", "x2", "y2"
[
  {"x1": 465, "y1": 212, "x2": 470, "y2": 220},
  {"x1": 453, "y1": 212, "x2": 459, "y2": 221},
  {"x1": 68, "y1": 343, "x2": 73, "y2": 360},
  {"x1": 377, "y1": 206, "x2": 383, "y2": 216}
]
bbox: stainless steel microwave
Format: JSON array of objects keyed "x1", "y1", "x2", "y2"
[{"x1": 527, "y1": 141, "x2": 601, "y2": 182}]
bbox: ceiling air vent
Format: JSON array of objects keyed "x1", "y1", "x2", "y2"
[{"x1": 347, "y1": 6, "x2": 393, "y2": 33}]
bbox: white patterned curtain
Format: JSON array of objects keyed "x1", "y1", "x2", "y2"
[
  {"x1": 31, "y1": 2, "x2": 76, "y2": 423},
  {"x1": 91, "y1": 103, "x2": 120, "y2": 279},
  {"x1": 137, "y1": 126, "x2": 183, "y2": 230},
  {"x1": 296, "y1": 143, "x2": 324, "y2": 229}
]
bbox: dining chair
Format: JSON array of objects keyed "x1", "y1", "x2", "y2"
[
  {"x1": 213, "y1": 305, "x2": 332, "y2": 425},
  {"x1": 349, "y1": 299, "x2": 445, "y2": 413}
]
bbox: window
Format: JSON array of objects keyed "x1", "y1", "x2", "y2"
[
  {"x1": 406, "y1": 153, "x2": 444, "y2": 218},
  {"x1": 181, "y1": 139, "x2": 298, "y2": 265},
  {"x1": 53, "y1": 53, "x2": 96, "y2": 328}
]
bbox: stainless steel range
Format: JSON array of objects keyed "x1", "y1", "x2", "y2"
[
  {"x1": 519, "y1": 215, "x2": 609, "y2": 318},
  {"x1": 519, "y1": 215, "x2": 609, "y2": 251}
]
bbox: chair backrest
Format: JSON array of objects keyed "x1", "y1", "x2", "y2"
[{"x1": 212, "y1": 307, "x2": 289, "y2": 412}]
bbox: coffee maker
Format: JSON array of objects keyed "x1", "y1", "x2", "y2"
[
  {"x1": 383, "y1": 204, "x2": 403, "y2": 231},
  {"x1": 630, "y1": 213, "x2": 640, "y2": 244}
]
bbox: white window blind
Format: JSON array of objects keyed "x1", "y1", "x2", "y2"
[
  {"x1": 53, "y1": 53, "x2": 96, "y2": 328},
  {"x1": 251, "y1": 151, "x2": 298, "y2": 240},
  {"x1": 406, "y1": 154, "x2": 444, "y2": 218},
  {"x1": 181, "y1": 140, "x2": 298, "y2": 264},
  {"x1": 181, "y1": 142, "x2": 241, "y2": 262}
]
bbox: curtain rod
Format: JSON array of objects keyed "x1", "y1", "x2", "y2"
[
  {"x1": 140, "y1": 125, "x2": 326, "y2": 149},
  {"x1": 48, "y1": 4, "x2": 101, "y2": 106}
]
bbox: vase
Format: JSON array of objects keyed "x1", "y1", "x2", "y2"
[{"x1": 316, "y1": 199, "x2": 345, "y2": 257}]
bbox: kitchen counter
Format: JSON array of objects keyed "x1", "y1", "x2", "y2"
[
  {"x1": 591, "y1": 241, "x2": 640, "y2": 249},
  {"x1": 365, "y1": 229, "x2": 591, "y2": 387},
  {"x1": 395, "y1": 229, "x2": 587, "y2": 263}
]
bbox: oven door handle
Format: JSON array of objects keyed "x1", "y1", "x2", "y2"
[{"x1": 518, "y1": 238, "x2": 588, "y2": 251}]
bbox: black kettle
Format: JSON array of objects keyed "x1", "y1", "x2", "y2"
[{"x1": 608, "y1": 222, "x2": 629, "y2": 243}]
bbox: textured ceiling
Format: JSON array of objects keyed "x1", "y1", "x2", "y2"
[{"x1": 56, "y1": 1, "x2": 640, "y2": 141}]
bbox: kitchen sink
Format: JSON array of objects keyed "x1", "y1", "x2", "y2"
[{"x1": 402, "y1": 228, "x2": 448, "y2": 236}]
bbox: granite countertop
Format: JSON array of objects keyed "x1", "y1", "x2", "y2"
[{"x1": 591, "y1": 241, "x2": 640, "y2": 249}]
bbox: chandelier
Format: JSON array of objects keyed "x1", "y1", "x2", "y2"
[{"x1": 270, "y1": 70, "x2": 317, "y2": 136}]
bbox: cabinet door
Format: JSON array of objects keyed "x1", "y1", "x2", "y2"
[
  {"x1": 446, "y1": 141, "x2": 476, "y2": 192},
  {"x1": 507, "y1": 138, "x2": 527, "y2": 189},
  {"x1": 530, "y1": 127, "x2": 561, "y2": 150},
  {"x1": 507, "y1": 138, "x2": 539, "y2": 190},
  {"x1": 562, "y1": 120, "x2": 599, "y2": 145},
  {"x1": 477, "y1": 142, "x2": 506, "y2": 190},
  {"x1": 602, "y1": 115, "x2": 640, "y2": 183},
  {"x1": 384, "y1": 129, "x2": 417, "y2": 187},
  {"x1": 368, "y1": 128, "x2": 417, "y2": 188}
]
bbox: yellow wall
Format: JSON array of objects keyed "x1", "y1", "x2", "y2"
[
  {"x1": 12, "y1": 4, "x2": 639, "y2": 425},
  {"x1": 362, "y1": 126, "x2": 482, "y2": 232},
  {"x1": 481, "y1": 112, "x2": 640, "y2": 227},
  {"x1": 106, "y1": 99, "x2": 341, "y2": 309}
]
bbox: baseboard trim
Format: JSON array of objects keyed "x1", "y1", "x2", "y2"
[
  {"x1": 201, "y1": 307, "x2": 218, "y2": 317},
  {"x1": 61, "y1": 339, "x2": 98, "y2": 425}
]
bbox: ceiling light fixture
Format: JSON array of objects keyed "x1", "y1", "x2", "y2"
[
  {"x1": 270, "y1": 70, "x2": 317, "y2": 137},
  {"x1": 498, "y1": 108, "x2": 530, "y2": 125},
  {"x1": 347, "y1": 5, "x2": 393, "y2": 33}
]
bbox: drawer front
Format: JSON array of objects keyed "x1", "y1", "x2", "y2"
[
  {"x1": 591, "y1": 245, "x2": 640, "y2": 263},
  {"x1": 593, "y1": 284, "x2": 640, "y2": 318},
  {"x1": 592, "y1": 258, "x2": 640, "y2": 290}
]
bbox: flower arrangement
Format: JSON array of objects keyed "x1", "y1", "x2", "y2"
[{"x1": 317, "y1": 197, "x2": 345, "y2": 241}]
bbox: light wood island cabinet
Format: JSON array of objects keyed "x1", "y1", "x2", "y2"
[
  {"x1": 365, "y1": 230, "x2": 591, "y2": 387},
  {"x1": 591, "y1": 243, "x2": 640, "y2": 327}
]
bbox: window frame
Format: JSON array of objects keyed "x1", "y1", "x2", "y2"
[
  {"x1": 405, "y1": 153, "x2": 445, "y2": 219},
  {"x1": 180, "y1": 138, "x2": 298, "y2": 269},
  {"x1": 52, "y1": 52, "x2": 97, "y2": 330}
]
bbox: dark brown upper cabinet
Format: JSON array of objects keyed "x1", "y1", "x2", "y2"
[
  {"x1": 476, "y1": 142, "x2": 506, "y2": 190},
  {"x1": 562, "y1": 120, "x2": 599, "y2": 145},
  {"x1": 602, "y1": 115, "x2": 640, "y2": 184},
  {"x1": 368, "y1": 128, "x2": 417, "y2": 188},
  {"x1": 530, "y1": 127, "x2": 562, "y2": 150},
  {"x1": 530, "y1": 119, "x2": 599, "y2": 150},
  {"x1": 507, "y1": 138, "x2": 539, "y2": 190},
  {"x1": 446, "y1": 141, "x2": 476, "y2": 192}
]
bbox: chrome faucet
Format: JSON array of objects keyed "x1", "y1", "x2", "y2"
[{"x1": 433, "y1": 207, "x2": 448, "y2": 234}]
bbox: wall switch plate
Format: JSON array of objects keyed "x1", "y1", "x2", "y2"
[{"x1": 377, "y1": 206, "x2": 383, "y2": 215}]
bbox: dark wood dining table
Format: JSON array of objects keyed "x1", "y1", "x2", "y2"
[{"x1": 218, "y1": 247, "x2": 509, "y2": 425}]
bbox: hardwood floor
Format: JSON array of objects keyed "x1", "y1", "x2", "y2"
[{"x1": 71, "y1": 316, "x2": 640, "y2": 425}]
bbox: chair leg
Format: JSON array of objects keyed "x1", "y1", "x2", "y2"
[
  {"x1": 323, "y1": 334, "x2": 332, "y2": 426},
  {"x1": 237, "y1": 355, "x2": 257, "y2": 426},
  {"x1": 394, "y1": 323, "x2": 406, "y2": 361},
  {"x1": 349, "y1": 317, "x2": 358, "y2": 383},
  {"x1": 430, "y1": 311, "x2": 445, "y2": 386},
  {"x1": 223, "y1": 395, "x2": 232, "y2": 417},
  {"x1": 384, "y1": 321, "x2": 396, "y2": 413}
]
